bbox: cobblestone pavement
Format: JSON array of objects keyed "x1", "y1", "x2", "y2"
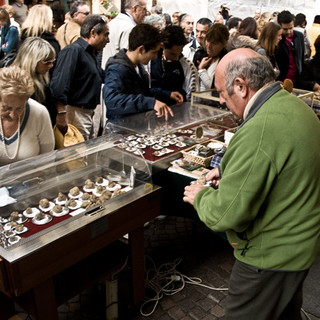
[{"x1": 15, "y1": 216, "x2": 320, "y2": 320}]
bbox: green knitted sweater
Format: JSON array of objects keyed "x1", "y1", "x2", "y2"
[{"x1": 194, "y1": 85, "x2": 320, "y2": 270}]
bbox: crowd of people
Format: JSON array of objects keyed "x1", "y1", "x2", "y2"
[
  {"x1": 0, "y1": 0, "x2": 319, "y2": 165},
  {"x1": 0, "y1": 2, "x2": 319, "y2": 319}
]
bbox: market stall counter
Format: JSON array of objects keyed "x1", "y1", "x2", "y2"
[
  {"x1": 105, "y1": 102, "x2": 239, "y2": 218},
  {"x1": 0, "y1": 137, "x2": 161, "y2": 319}
]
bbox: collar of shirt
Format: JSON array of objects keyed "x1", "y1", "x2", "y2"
[
  {"x1": 77, "y1": 37, "x2": 95, "y2": 55},
  {"x1": 243, "y1": 81, "x2": 275, "y2": 121},
  {"x1": 125, "y1": 11, "x2": 136, "y2": 24}
]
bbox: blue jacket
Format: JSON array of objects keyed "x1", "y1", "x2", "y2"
[
  {"x1": 1, "y1": 22, "x2": 19, "y2": 55},
  {"x1": 103, "y1": 49, "x2": 155, "y2": 120}
]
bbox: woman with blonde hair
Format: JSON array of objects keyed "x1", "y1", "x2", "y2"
[
  {"x1": 0, "y1": 65, "x2": 54, "y2": 166},
  {"x1": 13, "y1": 37, "x2": 56, "y2": 124},
  {"x1": 256, "y1": 22, "x2": 282, "y2": 74},
  {"x1": 20, "y1": 4, "x2": 60, "y2": 56}
]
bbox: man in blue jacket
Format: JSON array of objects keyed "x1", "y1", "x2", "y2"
[{"x1": 103, "y1": 24, "x2": 181, "y2": 121}]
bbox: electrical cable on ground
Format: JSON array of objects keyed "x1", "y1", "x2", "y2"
[{"x1": 140, "y1": 256, "x2": 228, "y2": 317}]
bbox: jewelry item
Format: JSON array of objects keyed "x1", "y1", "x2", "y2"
[{"x1": 0, "y1": 116, "x2": 21, "y2": 160}]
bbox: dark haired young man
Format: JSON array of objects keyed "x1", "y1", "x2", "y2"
[
  {"x1": 150, "y1": 25, "x2": 199, "y2": 105},
  {"x1": 103, "y1": 24, "x2": 174, "y2": 121},
  {"x1": 275, "y1": 10, "x2": 305, "y2": 86}
]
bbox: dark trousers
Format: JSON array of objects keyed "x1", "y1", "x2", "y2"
[{"x1": 226, "y1": 260, "x2": 309, "y2": 320}]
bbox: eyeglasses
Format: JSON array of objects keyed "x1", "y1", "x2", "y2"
[
  {"x1": 136, "y1": 5, "x2": 147, "y2": 13},
  {"x1": 77, "y1": 11, "x2": 90, "y2": 16},
  {"x1": 41, "y1": 59, "x2": 56, "y2": 65}
]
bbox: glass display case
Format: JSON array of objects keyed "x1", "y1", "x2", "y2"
[
  {"x1": 106, "y1": 102, "x2": 228, "y2": 136},
  {"x1": 0, "y1": 135, "x2": 155, "y2": 263},
  {"x1": 104, "y1": 102, "x2": 236, "y2": 171}
]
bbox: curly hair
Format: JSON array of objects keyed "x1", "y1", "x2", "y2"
[{"x1": 0, "y1": 66, "x2": 34, "y2": 99}]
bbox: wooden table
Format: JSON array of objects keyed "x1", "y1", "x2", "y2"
[{"x1": 0, "y1": 187, "x2": 161, "y2": 320}]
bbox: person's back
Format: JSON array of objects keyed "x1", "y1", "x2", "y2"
[
  {"x1": 20, "y1": 4, "x2": 60, "y2": 59},
  {"x1": 308, "y1": 15, "x2": 320, "y2": 57},
  {"x1": 294, "y1": 13, "x2": 311, "y2": 59},
  {"x1": 101, "y1": 0, "x2": 147, "y2": 69},
  {"x1": 55, "y1": 1, "x2": 90, "y2": 49},
  {"x1": 12, "y1": 0, "x2": 28, "y2": 26},
  {"x1": 298, "y1": 34, "x2": 320, "y2": 93}
]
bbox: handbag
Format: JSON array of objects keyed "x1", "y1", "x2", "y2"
[
  {"x1": 0, "y1": 50, "x2": 17, "y2": 68},
  {"x1": 53, "y1": 124, "x2": 85, "y2": 149}
]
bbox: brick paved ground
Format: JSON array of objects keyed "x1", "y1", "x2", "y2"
[{"x1": 14, "y1": 216, "x2": 320, "y2": 320}]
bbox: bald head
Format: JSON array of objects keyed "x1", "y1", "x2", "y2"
[
  {"x1": 216, "y1": 48, "x2": 260, "y2": 81},
  {"x1": 215, "y1": 48, "x2": 276, "y2": 119}
]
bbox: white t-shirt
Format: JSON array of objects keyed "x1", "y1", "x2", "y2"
[{"x1": 0, "y1": 98, "x2": 55, "y2": 166}]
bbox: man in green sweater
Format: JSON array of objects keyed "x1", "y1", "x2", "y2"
[{"x1": 184, "y1": 48, "x2": 320, "y2": 319}]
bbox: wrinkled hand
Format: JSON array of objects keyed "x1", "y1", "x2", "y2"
[
  {"x1": 198, "y1": 56, "x2": 213, "y2": 70},
  {"x1": 206, "y1": 167, "x2": 221, "y2": 189},
  {"x1": 55, "y1": 113, "x2": 68, "y2": 135},
  {"x1": 154, "y1": 99, "x2": 174, "y2": 121},
  {"x1": 170, "y1": 91, "x2": 184, "y2": 104},
  {"x1": 183, "y1": 184, "x2": 205, "y2": 205}
]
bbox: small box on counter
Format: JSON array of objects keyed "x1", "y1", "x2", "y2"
[{"x1": 181, "y1": 139, "x2": 227, "y2": 168}]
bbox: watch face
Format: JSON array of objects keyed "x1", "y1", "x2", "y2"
[{"x1": 195, "y1": 126, "x2": 203, "y2": 139}]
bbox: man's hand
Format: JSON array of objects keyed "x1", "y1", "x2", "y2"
[
  {"x1": 170, "y1": 91, "x2": 184, "y2": 104},
  {"x1": 56, "y1": 102, "x2": 68, "y2": 135},
  {"x1": 56, "y1": 113, "x2": 68, "y2": 135},
  {"x1": 206, "y1": 167, "x2": 221, "y2": 189},
  {"x1": 154, "y1": 99, "x2": 174, "y2": 121},
  {"x1": 183, "y1": 184, "x2": 205, "y2": 205}
]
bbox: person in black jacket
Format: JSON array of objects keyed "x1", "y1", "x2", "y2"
[
  {"x1": 298, "y1": 35, "x2": 320, "y2": 93},
  {"x1": 51, "y1": 15, "x2": 109, "y2": 139},
  {"x1": 103, "y1": 24, "x2": 174, "y2": 121},
  {"x1": 275, "y1": 10, "x2": 305, "y2": 86}
]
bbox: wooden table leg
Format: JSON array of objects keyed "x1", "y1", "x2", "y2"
[
  {"x1": 129, "y1": 226, "x2": 145, "y2": 305},
  {"x1": 33, "y1": 278, "x2": 58, "y2": 320},
  {"x1": 0, "y1": 291, "x2": 15, "y2": 320}
]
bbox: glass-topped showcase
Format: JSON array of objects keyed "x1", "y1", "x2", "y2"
[
  {"x1": 104, "y1": 103, "x2": 239, "y2": 169},
  {"x1": 0, "y1": 136, "x2": 154, "y2": 262},
  {"x1": 105, "y1": 102, "x2": 228, "y2": 136}
]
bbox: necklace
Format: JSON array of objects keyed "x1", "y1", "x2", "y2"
[{"x1": 0, "y1": 116, "x2": 21, "y2": 160}]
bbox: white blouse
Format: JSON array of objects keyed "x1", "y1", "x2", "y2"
[
  {"x1": 199, "y1": 59, "x2": 220, "y2": 92},
  {"x1": 0, "y1": 98, "x2": 55, "y2": 166}
]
